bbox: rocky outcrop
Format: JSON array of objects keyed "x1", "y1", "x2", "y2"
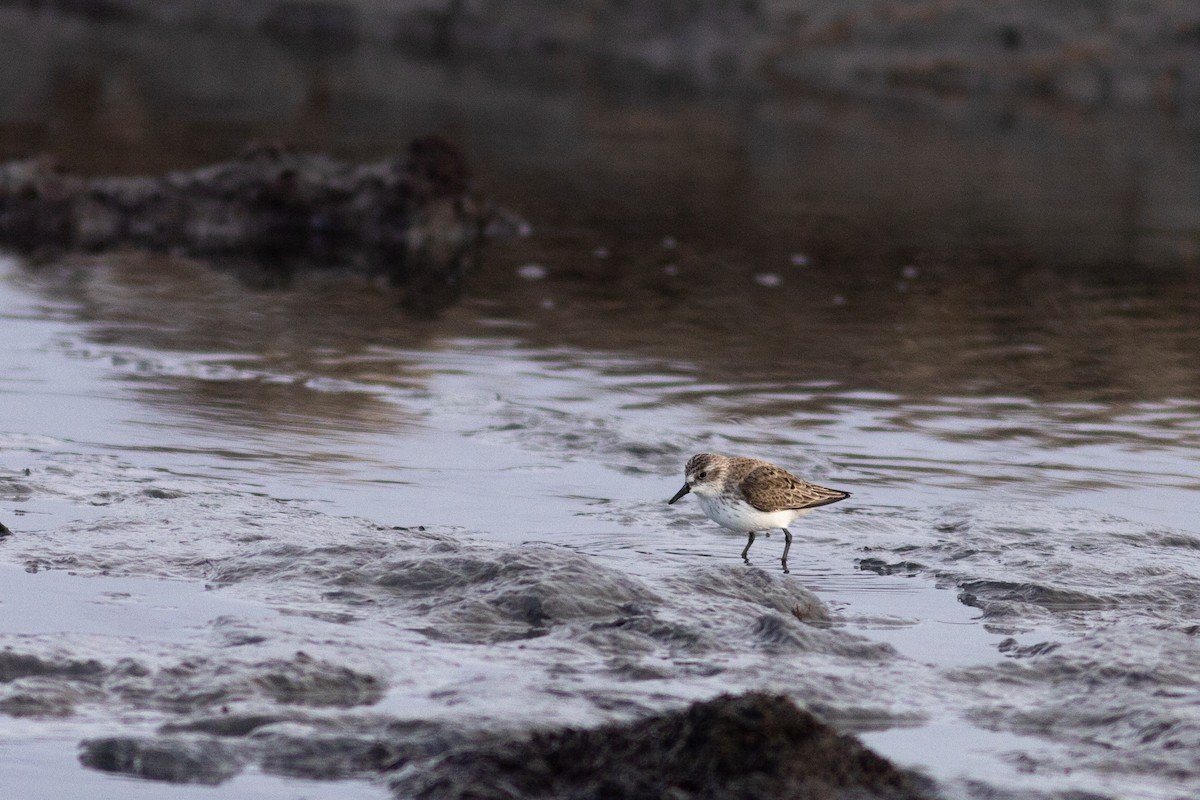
[{"x1": 0, "y1": 136, "x2": 490, "y2": 312}]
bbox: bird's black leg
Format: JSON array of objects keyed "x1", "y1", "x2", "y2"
[
  {"x1": 741, "y1": 530, "x2": 756, "y2": 562},
  {"x1": 781, "y1": 528, "x2": 792, "y2": 574}
]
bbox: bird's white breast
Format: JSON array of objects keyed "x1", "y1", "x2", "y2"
[{"x1": 696, "y1": 493, "x2": 805, "y2": 532}]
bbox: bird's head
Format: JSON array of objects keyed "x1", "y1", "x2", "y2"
[{"x1": 667, "y1": 453, "x2": 727, "y2": 503}]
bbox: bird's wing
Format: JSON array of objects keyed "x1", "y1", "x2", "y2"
[{"x1": 739, "y1": 464, "x2": 850, "y2": 513}]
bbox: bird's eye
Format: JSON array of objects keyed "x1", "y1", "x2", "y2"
[{"x1": 697, "y1": 471, "x2": 707, "y2": 479}]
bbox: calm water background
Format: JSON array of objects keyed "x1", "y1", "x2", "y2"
[{"x1": 2, "y1": 10, "x2": 1200, "y2": 800}]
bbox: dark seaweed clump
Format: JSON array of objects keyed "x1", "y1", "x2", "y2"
[{"x1": 391, "y1": 691, "x2": 936, "y2": 800}]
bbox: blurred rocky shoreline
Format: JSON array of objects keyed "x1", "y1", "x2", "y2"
[
  {"x1": 4, "y1": 2, "x2": 1199, "y2": 275},
  {"x1": 8, "y1": 0, "x2": 1200, "y2": 111}
]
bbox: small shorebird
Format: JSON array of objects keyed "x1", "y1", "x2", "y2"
[{"x1": 667, "y1": 453, "x2": 850, "y2": 572}]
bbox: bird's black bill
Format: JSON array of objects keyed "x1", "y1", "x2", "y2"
[{"x1": 667, "y1": 483, "x2": 690, "y2": 504}]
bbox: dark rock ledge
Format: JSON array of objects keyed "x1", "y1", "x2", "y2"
[{"x1": 0, "y1": 137, "x2": 501, "y2": 313}]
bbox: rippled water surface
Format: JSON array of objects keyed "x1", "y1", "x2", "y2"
[{"x1": 2, "y1": 238, "x2": 1198, "y2": 798}]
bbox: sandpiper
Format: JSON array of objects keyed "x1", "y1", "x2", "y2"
[{"x1": 667, "y1": 453, "x2": 850, "y2": 572}]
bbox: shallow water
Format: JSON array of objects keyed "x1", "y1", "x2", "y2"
[
  {"x1": 2, "y1": 12, "x2": 1200, "y2": 798},
  {"x1": 2, "y1": 240, "x2": 1198, "y2": 798}
]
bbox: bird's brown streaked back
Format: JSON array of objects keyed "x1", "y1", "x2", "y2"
[{"x1": 738, "y1": 462, "x2": 850, "y2": 513}]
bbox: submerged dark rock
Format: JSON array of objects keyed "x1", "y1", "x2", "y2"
[
  {"x1": 114, "y1": 651, "x2": 386, "y2": 713},
  {"x1": 79, "y1": 735, "x2": 245, "y2": 785},
  {"x1": 390, "y1": 692, "x2": 936, "y2": 800},
  {"x1": 0, "y1": 137, "x2": 493, "y2": 313},
  {"x1": 257, "y1": 732, "x2": 403, "y2": 780},
  {"x1": 0, "y1": 650, "x2": 107, "y2": 683}
]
